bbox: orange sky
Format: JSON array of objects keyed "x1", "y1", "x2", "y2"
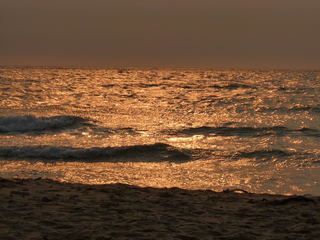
[{"x1": 0, "y1": 0, "x2": 319, "y2": 68}]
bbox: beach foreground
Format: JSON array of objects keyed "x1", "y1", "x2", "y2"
[{"x1": 0, "y1": 178, "x2": 319, "y2": 240}]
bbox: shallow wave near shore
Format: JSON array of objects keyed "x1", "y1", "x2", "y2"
[
  {"x1": 0, "y1": 143, "x2": 190, "y2": 162},
  {"x1": 173, "y1": 125, "x2": 320, "y2": 137},
  {"x1": 0, "y1": 115, "x2": 88, "y2": 133},
  {"x1": 0, "y1": 114, "x2": 319, "y2": 167},
  {"x1": 0, "y1": 68, "x2": 320, "y2": 195}
]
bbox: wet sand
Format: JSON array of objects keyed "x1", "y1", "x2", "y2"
[{"x1": 0, "y1": 178, "x2": 319, "y2": 240}]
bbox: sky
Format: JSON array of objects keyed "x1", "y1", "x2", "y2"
[{"x1": 0, "y1": 0, "x2": 319, "y2": 68}]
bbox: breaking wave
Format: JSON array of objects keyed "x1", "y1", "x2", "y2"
[
  {"x1": 0, "y1": 143, "x2": 191, "y2": 162},
  {"x1": 259, "y1": 106, "x2": 320, "y2": 114},
  {"x1": 175, "y1": 126, "x2": 320, "y2": 138},
  {"x1": 0, "y1": 115, "x2": 88, "y2": 133},
  {"x1": 233, "y1": 149, "x2": 291, "y2": 159},
  {"x1": 230, "y1": 149, "x2": 320, "y2": 166},
  {"x1": 209, "y1": 83, "x2": 254, "y2": 90}
]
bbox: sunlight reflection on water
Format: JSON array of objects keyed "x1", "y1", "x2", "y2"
[{"x1": 0, "y1": 68, "x2": 320, "y2": 195}]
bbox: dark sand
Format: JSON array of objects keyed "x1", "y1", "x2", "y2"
[{"x1": 0, "y1": 178, "x2": 319, "y2": 240}]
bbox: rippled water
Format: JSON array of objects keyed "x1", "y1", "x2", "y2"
[{"x1": 0, "y1": 67, "x2": 319, "y2": 195}]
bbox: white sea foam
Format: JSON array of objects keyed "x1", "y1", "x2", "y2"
[{"x1": 0, "y1": 115, "x2": 86, "y2": 133}]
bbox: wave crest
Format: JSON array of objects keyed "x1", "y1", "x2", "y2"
[
  {"x1": 234, "y1": 149, "x2": 291, "y2": 159},
  {"x1": 0, "y1": 115, "x2": 87, "y2": 133},
  {"x1": 175, "y1": 126, "x2": 320, "y2": 138},
  {"x1": 176, "y1": 126, "x2": 288, "y2": 137},
  {"x1": 0, "y1": 143, "x2": 191, "y2": 162}
]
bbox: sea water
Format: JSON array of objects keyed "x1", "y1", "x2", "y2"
[{"x1": 0, "y1": 67, "x2": 319, "y2": 195}]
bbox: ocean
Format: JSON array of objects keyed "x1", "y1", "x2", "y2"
[{"x1": 0, "y1": 67, "x2": 319, "y2": 195}]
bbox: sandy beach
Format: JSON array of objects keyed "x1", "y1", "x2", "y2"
[{"x1": 0, "y1": 177, "x2": 319, "y2": 240}]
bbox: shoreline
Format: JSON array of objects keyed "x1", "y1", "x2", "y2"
[{"x1": 1, "y1": 177, "x2": 319, "y2": 240}]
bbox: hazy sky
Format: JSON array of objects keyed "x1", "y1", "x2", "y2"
[{"x1": 1, "y1": 0, "x2": 319, "y2": 68}]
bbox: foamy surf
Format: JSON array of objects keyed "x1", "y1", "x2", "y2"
[
  {"x1": 173, "y1": 126, "x2": 320, "y2": 138},
  {"x1": 0, "y1": 115, "x2": 88, "y2": 133},
  {"x1": 0, "y1": 143, "x2": 191, "y2": 162}
]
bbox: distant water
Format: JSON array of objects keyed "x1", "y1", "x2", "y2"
[{"x1": 0, "y1": 67, "x2": 319, "y2": 195}]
